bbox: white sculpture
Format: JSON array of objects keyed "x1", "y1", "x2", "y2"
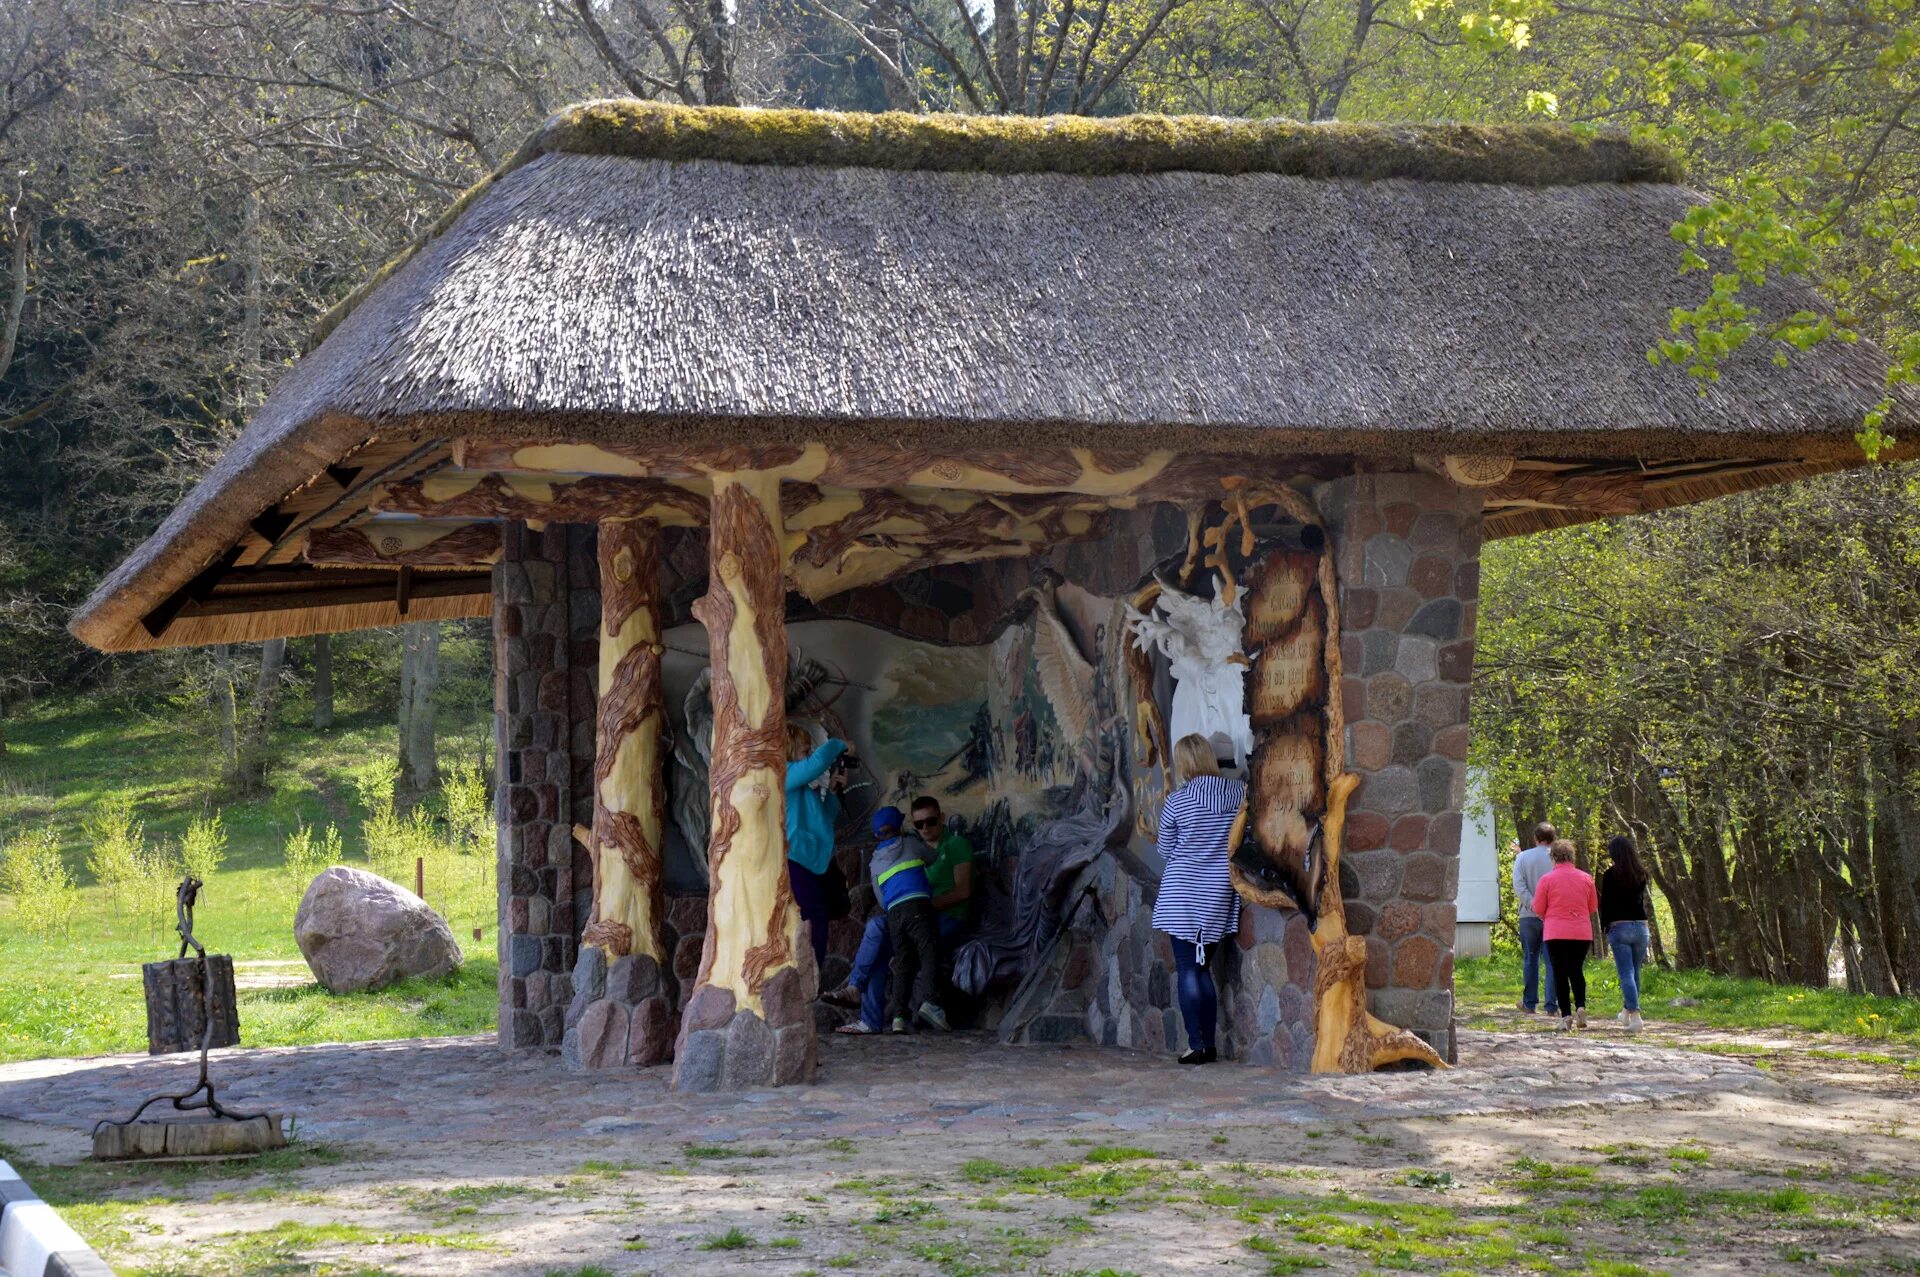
[{"x1": 1124, "y1": 574, "x2": 1253, "y2": 767}]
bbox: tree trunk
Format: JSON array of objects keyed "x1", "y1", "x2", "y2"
[
  {"x1": 312, "y1": 633, "x2": 334, "y2": 729},
  {"x1": 673, "y1": 471, "x2": 813, "y2": 1092},
  {"x1": 398, "y1": 622, "x2": 439, "y2": 791},
  {"x1": 210, "y1": 645, "x2": 237, "y2": 770},
  {"x1": 232, "y1": 637, "x2": 287, "y2": 792}
]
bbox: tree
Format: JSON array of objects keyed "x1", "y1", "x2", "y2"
[{"x1": 397, "y1": 622, "x2": 440, "y2": 792}]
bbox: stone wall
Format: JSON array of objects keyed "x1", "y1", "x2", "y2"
[
  {"x1": 493, "y1": 523, "x2": 597, "y2": 1050},
  {"x1": 1319, "y1": 472, "x2": 1484, "y2": 1063},
  {"x1": 495, "y1": 476, "x2": 1480, "y2": 1070}
]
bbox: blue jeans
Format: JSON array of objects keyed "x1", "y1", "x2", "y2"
[
  {"x1": 1172, "y1": 938, "x2": 1218, "y2": 1054},
  {"x1": 1609, "y1": 921, "x2": 1650, "y2": 1013},
  {"x1": 852, "y1": 911, "x2": 963, "y2": 1027},
  {"x1": 1519, "y1": 916, "x2": 1558, "y2": 1013}
]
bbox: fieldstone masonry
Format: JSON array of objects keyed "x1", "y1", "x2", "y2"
[
  {"x1": 1320, "y1": 472, "x2": 1483, "y2": 1063},
  {"x1": 493, "y1": 523, "x2": 598, "y2": 1050}
]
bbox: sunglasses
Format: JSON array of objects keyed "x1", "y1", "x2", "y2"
[{"x1": 912, "y1": 815, "x2": 941, "y2": 829}]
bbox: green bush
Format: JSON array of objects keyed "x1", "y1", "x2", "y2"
[
  {"x1": 179, "y1": 811, "x2": 229, "y2": 881},
  {"x1": 442, "y1": 761, "x2": 491, "y2": 854},
  {"x1": 129, "y1": 840, "x2": 182, "y2": 935},
  {"x1": 282, "y1": 822, "x2": 340, "y2": 894},
  {"x1": 1, "y1": 827, "x2": 79, "y2": 939},
  {"x1": 83, "y1": 795, "x2": 145, "y2": 913}
]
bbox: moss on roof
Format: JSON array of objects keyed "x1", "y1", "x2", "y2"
[
  {"x1": 308, "y1": 100, "x2": 1681, "y2": 351},
  {"x1": 534, "y1": 100, "x2": 1682, "y2": 185}
]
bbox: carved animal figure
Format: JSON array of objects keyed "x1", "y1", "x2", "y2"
[{"x1": 1124, "y1": 574, "x2": 1254, "y2": 766}]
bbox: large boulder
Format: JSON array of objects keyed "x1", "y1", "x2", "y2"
[{"x1": 294, "y1": 866, "x2": 464, "y2": 993}]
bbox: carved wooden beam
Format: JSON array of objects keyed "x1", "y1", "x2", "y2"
[
  {"x1": 783, "y1": 486, "x2": 1109, "y2": 598},
  {"x1": 672, "y1": 471, "x2": 816, "y2": 1092},
  {"x1": 580, "y1": 519, "x2": 671, "y2": 982},
  {"x1": 303, "y1": 522, "x2": 503, "y2": 568},
  {"x1": 372, "y1": 470, "x2": 709, "y2": 527},
  {"x1": 453, "y1": 438, "x2": 1317, "y2": 501},
  {"x1": 1483, "y1": 468, "x2": 1642, "y2": 515},
  {"x1": 383, "y1": 470, "x2": 1114, "y2": 601}
]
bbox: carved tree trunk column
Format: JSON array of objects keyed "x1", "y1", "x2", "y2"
[
  {"x1": 1230, "y1": 502, "x2": 1446, "y2": 1074},
  {"x1": 672, "y1": 471, "x2": 817, "y2": 1092},
  {"x1": 563, "y1": 518, "x2": 678, "y2": 1072}
]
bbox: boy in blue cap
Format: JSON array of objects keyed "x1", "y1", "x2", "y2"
[{"x1": 868, "y1": 805, "x2": 951, "y2": 1033}]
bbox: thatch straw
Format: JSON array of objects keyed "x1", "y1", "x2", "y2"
[{"x1": 68, "y1": 100, "x2": 1916, "y2": 654}]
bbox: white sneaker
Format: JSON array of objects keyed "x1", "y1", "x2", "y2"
[
  {"x1": 1616, "y1": 1010, "x2": 1628, "y2": 1024},
  {"x1": 1559, "y1": 1016, "x2": 1574, "y2": 1033},
  {"x1": 1626, "y1": 1012, "x2": 1644, "y2": 1032},
  {"x1": 1575, "y1": 1009, "x2": 1588, "y2": 1029}
]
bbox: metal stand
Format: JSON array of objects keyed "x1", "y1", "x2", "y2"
[{"x1": 94, "y1": 878, "x2": 268, "y2": 1142}]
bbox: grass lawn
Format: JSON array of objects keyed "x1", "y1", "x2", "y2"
[
  {"x1": 0, "y1": 699, "x2": 499, "y2": 1063},
  {"x1": 1456, "y1": 955, "x2": 1920, "y2": 1051}
]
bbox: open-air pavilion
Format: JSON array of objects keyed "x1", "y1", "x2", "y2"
[{"x1": 70, "y1": 102, "x2": 1915, "y2": 1092}]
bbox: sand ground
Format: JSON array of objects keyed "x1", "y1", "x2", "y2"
[{"x1": 1, "y1": 1014, "x2": 1916, "y2": 1276}]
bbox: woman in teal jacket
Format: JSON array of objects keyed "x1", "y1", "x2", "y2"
[{"x1": 785, "y1": 724, "x2": 848, "y2": 968}]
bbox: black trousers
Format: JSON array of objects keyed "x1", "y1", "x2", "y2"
[
  {"x1": 885, "y1": 899, "x2": 941, "y2": 1023},
  {"x1": 1545, "y1": 938, "x2": 1589, "y2": 1013}
]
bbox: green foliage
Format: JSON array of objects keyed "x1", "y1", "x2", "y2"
[
  {"x1": 1470, "y1": 467, "x2": 1920, "y2": 989},
  {"x1": 442, "y1": 761, "x2": 491, "y2": 855},
  {"x1": 83, "y1": 795, "x2": 145, "y2": 912},
  {"x1": 700, "y1": 1227, "x2": 756, "y2": 1250},
  {"x1": 178, "y1": 811, "x2": 228, "y2": 882},
  {"x1": 281, "y1": 821, "x2": 340, "y2": 891},
  {"x1": 1, "y1": 827, "x2": 78, "y2": 939}
]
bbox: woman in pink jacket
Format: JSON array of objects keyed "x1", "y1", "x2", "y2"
[{"x1": 1531, "y1": 840, "x2": 1601, "y2": 1030}]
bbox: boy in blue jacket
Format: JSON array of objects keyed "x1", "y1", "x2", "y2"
[{"x1": 868, "y1": 806, "x2": 951, "y2": 1034}]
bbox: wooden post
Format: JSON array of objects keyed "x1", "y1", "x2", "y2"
[
  {"x1": 672, "y1": 471, "x2": 817, "y2": 1091},
  {"x1": 581, "y1": 518, "x2": 669, "y2": 966}
]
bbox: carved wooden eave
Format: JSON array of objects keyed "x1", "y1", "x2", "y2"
[{"x1": 99, "y1": 427, "x2": 1881, "y2": 651}]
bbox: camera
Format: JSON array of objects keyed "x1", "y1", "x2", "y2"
[{"x1": 832, "y1": 752, "x2": 860, "y2": 775}]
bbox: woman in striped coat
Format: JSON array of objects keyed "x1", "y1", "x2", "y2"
[{"x1": 1152, "y1": 733, "x2": 1245, "y2": 1065}]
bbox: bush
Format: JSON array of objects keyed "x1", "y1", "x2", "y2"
[
  {"x1": 84, "y1": 795, "x2": 145, "y2": 913},
  {"x1": 129, "y1": 841, "x2": 182, "y2": 936},
  {"x1": 179, "y1": 811, "x2": 228, "y2": 881},
  {"x1": 283, "y1": 822, "x2": 341, "y2": 892},
  {"x1": 442, "y1": 761, "x2": 491, "y2": 854},
  {"x1": 1, "y1": 828, "x2": 79, "y2": 939}
]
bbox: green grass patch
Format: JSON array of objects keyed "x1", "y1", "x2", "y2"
[
  {"x1": 700, "y1": 1226, "x2": 756, "y2": 1250},
  {"x1": 1084, "y1": 1146, "x2": 1158, "y2": 1164},
  {"x1": 0, "y1": 699, "x2": 498, "y2": 1063},
  {"x1": 1457, "y1": 956, "x2": 1920, "y2": 1049}
]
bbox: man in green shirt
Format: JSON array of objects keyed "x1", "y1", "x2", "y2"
[
  {"x1": 827, "y1": 795, "x2": 976, "y2": 1032},
  {"x1": 913, "y1": 796, "x2": 976, "y2": 928}
]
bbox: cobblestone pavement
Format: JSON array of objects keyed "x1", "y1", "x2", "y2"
[{"x1": 0, "y1": 1029, "x2": 1764, "y2": 1155}]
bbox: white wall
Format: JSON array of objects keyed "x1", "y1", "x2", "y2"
[{"x1": 1455, "y1": 767, "x2": 1500, "y2": 959}]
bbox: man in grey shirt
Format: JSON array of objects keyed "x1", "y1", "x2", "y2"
[{"x1": 1512, "y1": 822, "x2": 1560, "y2": 1015}]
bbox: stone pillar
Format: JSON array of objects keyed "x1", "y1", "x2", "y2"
[
  {"x1": 563, "y1": 518, "x2": 679, "y2": 1071},
  {"x1": 671, "y1": 471, "x2": 817, "y2": 1092},
  {"x1": 493, "y1": 522, "x2": 585, "y2": 1050},
  {"x1": 1317, "y1": 472, "x2": 1482, "y2": 1063}
]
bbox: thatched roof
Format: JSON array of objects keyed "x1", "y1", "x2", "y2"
[{"x1": 70, "y1": 101, "x2": 1916, "y2": 653}]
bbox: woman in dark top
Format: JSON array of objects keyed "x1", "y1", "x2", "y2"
[{"x1": 1599, "y1": 835, "x2": 1652, "y2": 1031}]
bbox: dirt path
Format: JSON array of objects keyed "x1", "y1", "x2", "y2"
[{"x1": 2, "y1": 1025, "x2": 1916, "y2": 1276}]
